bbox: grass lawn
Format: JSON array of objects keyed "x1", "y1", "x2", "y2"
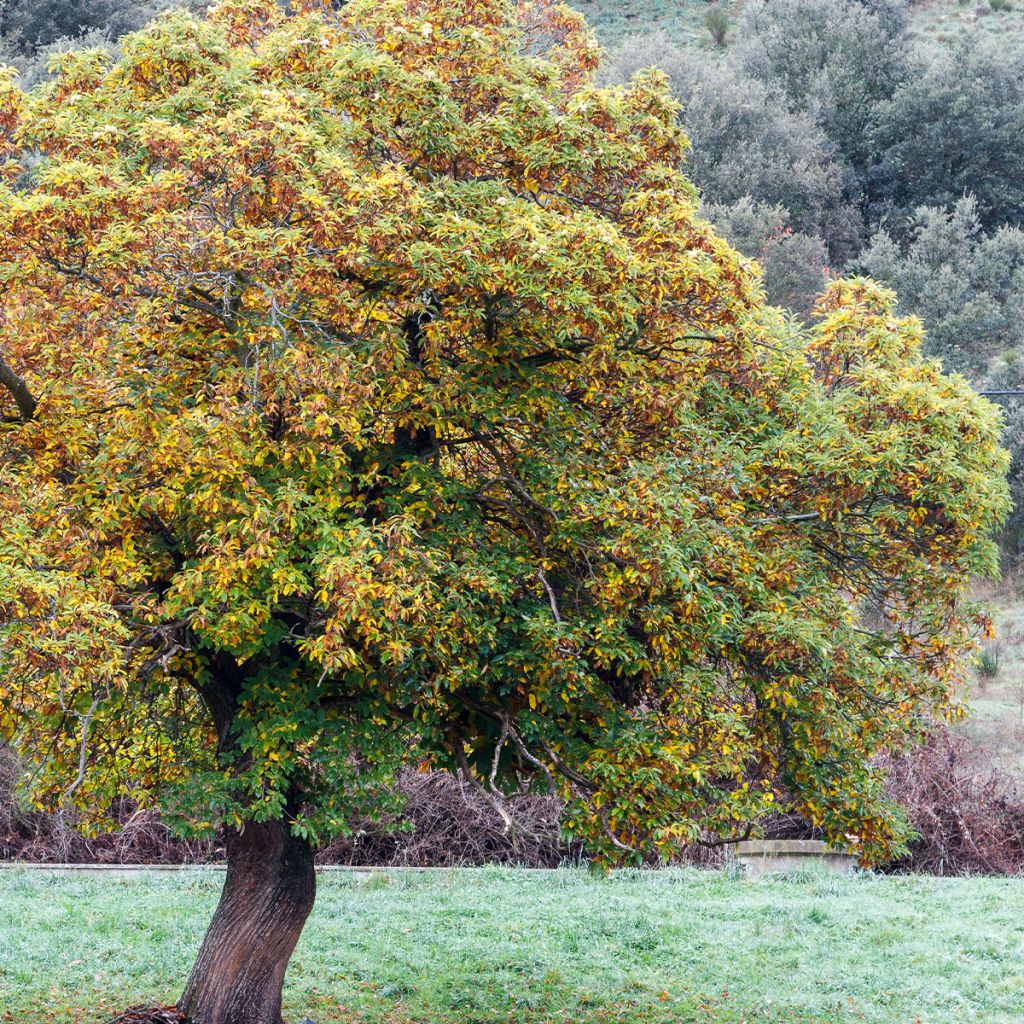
[
  {"x1": 1, "y1": 867, "x2": 1023, "y2": 1023},
  {"x1": 963, "y1": 586, "x2": 1024, "y2": 779},
  {"x1": 569, "y1": 0, "x2": 728, "y2": 49}
]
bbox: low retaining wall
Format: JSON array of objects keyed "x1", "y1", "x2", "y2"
[
  {"x1": 735, "y1": 839, "x2": 859, "y2": 878},
  {"x1": 0, "y1": 862, "x2": 560, "y2": 878},
  {"x1": 3, "y1": 847, "x2": 864, "y2": 880}
]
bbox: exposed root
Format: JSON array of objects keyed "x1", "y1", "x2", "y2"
[{"x1": 105, "y1": 1007, "x2": 185, "y2": 1024}]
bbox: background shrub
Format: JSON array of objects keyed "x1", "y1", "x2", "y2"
[
  {"x1": 734, "y1": 0, "x2": 911, "y2": 174},
  {"x1": 0, "y1": 0, "x2": 207, "y2": 53},
  {"x1": 703, "y1": 5, "x2": 730, "y2": 47},
  {"x1": 703, "y1": 199, "x2": 830, "y2": 318},
  {"x1": 869, "y1": 37, "x2": 1024, "y2": 231},
  {"x1": 881, "y1": 729, "x2": 1024, "y2": 876},
  {"x1": 852, "y1": 196, "x2": 1024, "y2": 376},
  {"x1": 604, "y1": 35, "x2": 860, "y2": 258}
]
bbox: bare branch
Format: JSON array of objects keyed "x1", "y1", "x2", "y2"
[
  {"x1": 61, "y1": 697, "x2": 101, "y2": 806},
  {"x1": 537, "y1": 568, "x2": 563, "y2": 624},
  {"x1": 455, "y1": 744, "x2": 515, "y2": 833},
  {"x1": 698, "y1": 822, "x2": 754, "y2": 848}
]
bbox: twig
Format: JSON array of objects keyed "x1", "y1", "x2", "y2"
[{"x1": 61, "y1": 697, "x2": 101, "y2": 805}]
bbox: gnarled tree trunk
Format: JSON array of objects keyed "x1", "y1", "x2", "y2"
[{"x1": 180, "y1": 819, "x2": 316, "y2": 1024}]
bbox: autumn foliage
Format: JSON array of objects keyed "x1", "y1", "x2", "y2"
[{"x1": 0, "y1": 0, "x2": 1010, "y2": 1018}]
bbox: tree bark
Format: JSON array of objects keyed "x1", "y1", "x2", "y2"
[
  {"x1": 0, "y1": 350, "x2": 37, "y2": 421},
  {"x1": 180, "y1": 819, "x2": 316, "y2": 1024}
]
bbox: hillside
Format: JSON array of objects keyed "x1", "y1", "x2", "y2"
[{"x1": 571, "y1": 0, "x2": 1024, "y2": 49}]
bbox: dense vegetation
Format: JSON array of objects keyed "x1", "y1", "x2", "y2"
[
  {"x1": 0, "y1": 2, "x2": 1014, "y2": 1021},
  {"x1": 599, "y1": 0, "x2": 1024, "y2": 549},
  {"x1": 3, "y1": 0, "x2": 1021, "y2": 546}
]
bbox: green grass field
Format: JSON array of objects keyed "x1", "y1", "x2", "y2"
[
  {"x1": 570, "y1": 0, "x2": 723, "y2": 48},
  {"x1": 1, "y1": 868, "x2": 1022, "y2": 1024},
  {"x1": 960, "y1": 584, "x2": 1024, "y2": 779}
]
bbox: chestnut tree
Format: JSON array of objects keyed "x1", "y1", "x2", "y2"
[{"x1": 0, "y1": 1, "x2": 1009, "y2": 1022}]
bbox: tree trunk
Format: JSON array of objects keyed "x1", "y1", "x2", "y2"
[{"x1": 180, "y1": 820, "x2": 316, "y2": 1024}]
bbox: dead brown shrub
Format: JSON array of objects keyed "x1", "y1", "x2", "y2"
[
  {"x1": 317, "y1": 769, "x2": 569, "y2": 866},
  {"x1": 0, "y1": 745, "x2": 216, "y2": 863},
  {"x1": 5, "y1": 729, "x2": 1023, "y2": 873},
  {"x1": 881, "y1": 727, "x2": 1024, "y2": 875}
]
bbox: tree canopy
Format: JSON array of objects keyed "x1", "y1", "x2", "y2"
[
  {"x1": 0, "y1": 0, "x2": 1010, "y2": 1018},
  {"x1": 0, "y1": 0, "x2": 1008, "y2": 865}
]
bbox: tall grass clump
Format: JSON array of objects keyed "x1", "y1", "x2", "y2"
[
  {"x1": 704, "y1": 5, "x2": 730, "y2": 46},
  {"x1": 977, "y1": 642, "x2": 1004, "y2": 679}
]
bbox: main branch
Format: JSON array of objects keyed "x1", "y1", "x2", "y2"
[{"x1": 0, "y1": 350, "x2": 36, "y2": 421}]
